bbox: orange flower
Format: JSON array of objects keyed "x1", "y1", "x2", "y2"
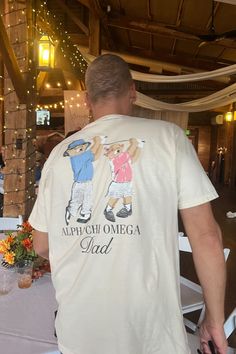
[
  {"x1": 21, "y1": 221, "x2": 33, "y2": 233},
  {"x1": 0, "y1": 220, "x2": 37, "y2": 266},
  {"x1": 22, "y1": 238, "x2": 33, "y2": 250},
  {"x1": 4, "y1": 251, "x2": 15, "y2": 265},
  {"x1": 6, "y1": 235, "x2": 15, "y2": 244},
  {"x1": 0, "y1": 240, "x2": 10, "y2": 254}
]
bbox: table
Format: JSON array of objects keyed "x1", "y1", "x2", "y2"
[
  {"x1": 0, "y1": 274, "x2": 234, "y2": 354},
  {"x1": 0, "y1": 273, "x2": 60, "y2": 354}
]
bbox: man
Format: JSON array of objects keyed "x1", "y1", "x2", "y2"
[{"x1": 29, "y1": 54, "x2": 227, "y2": 354}]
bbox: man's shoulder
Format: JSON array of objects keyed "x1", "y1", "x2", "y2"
[{"x1": 129, "y1": 116, "x2": 182, "y2": 134}]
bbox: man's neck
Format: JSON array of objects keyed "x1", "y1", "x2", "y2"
[{"x1": 91, "y1": 97, "x2": 133, "y2": 121}]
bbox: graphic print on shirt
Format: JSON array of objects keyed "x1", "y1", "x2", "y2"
[
  {"x1": 104, "y1": 138, "x2": 144, "y2": 222},
  {"x1": 63, "y1": 136, "x2": 103, "y2": 224}
]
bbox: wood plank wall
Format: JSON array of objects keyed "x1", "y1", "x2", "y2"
[{"x1": 3, "y1": 0, "x2": 36, "y2": 218}]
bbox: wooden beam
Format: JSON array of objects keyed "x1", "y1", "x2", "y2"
[
  {"x1": 171, "y1": 39, "x2": 177, "y2": 55},
  {"x1": 205, "y1": 2, "x2": 220, "y2": 30},
  {"x1": 112, "y1": 45, "x2": 227, "y2": 75},
  {"x1": 53, "y1": 0, "x2": 89, "y2": 36},
  {"x1": 175, "y1": 0, "x2": 185, "y2": 27},
  {"x1": 108, "y1": 15, "x2": 200, "y2": 41},
  {"x1": 147, "y1": 0, "x2": 152, "y2": 20},
  {"x1": 37, "y1": 71, "x2": 48, "y2": 94},
  {"x1": 40, "y1": 87, "x2": 63, "y2": 97},
  {"x1": 89, "y1": 9, "x2": 100, "y2": 56},
  {"x1": 89, "y1": 0, "x2": 117, "y2": 50},
  {"x1": 107, "y1": 15, "x2": 236, "y2": 49},
  {"x1": 75, "y1": 0, "x2": 90, "y2": 8},
  {"x1": 0, "y1": 16, "x2": 26, "y2": 103},
  {"x1": 67, "y1": 33, "x2": 89, "y2": 46}
]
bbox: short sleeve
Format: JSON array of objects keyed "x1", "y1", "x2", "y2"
[
  {"x1": 175, "y1": 128, "x2": 218, "y2": 209},
  {"x1": 28, "y1": 165, "x2": 50, "y2": 232}
]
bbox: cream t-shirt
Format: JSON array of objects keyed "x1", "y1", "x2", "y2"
[{"x1": 29, "y1": 115, "x2": 218, "y2": 354}]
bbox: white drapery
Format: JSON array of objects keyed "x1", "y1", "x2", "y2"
[
  {"x1": 130, "y1": 64, "x2": 236, "y2": 83},
  {"x1": 63, "y1": 90, "x2": 189, "y2": 130},
  {"x1": 132, "y1": 105, "x2": 189, "y2": 129},
  {"x1": 81, "y1": 51, "x2": 236, "y2": 112},
  {"x1": 135, "y1": 89, "x2": 236, "y2": 112}
]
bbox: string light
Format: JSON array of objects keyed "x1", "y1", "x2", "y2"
[
  {"x1": 35, "y1": 0, "x2": 88, "y2": 78},
  {"x1": 2, "y1": 2, "x2": 37, "y2": 213},
  {"x1": 3, "y1": 0, "x2": 90, "y2": 213}
]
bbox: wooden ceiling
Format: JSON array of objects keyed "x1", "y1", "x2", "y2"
[{"x1": 40, "y1": 0, "x2": 236, "y2": 105}]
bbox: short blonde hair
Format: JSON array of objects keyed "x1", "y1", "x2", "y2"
[{"x1": 85, "y1": 54, "x2": 133, "y2": 103}]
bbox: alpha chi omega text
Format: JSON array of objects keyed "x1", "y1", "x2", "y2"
[{"x1": 62, "y1": 223, "x2": 141, "y2": 254}]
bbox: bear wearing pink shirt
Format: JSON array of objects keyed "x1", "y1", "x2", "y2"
[{"x1": 104, "y1": 138, "x2": 143, "y2": 222}]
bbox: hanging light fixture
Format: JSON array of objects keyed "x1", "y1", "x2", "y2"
[
  {"x1": 233, "y1": 102, "x2": 236, "y2": 121},
  {"x1": 38, "y1": 35, "x2": 55, "y2": 70},
  {"x1": 225, "y1": 111, "x2": 233, "y2": 122}
]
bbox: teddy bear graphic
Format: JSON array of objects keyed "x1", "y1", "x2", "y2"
[
  {"x1": 63, "y1": 136, "x2": 103, "y2": 224},
  {"x1": 104, "y1": 138, "x2": 144, "y2": 222}
]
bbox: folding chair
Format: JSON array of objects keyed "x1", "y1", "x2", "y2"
[
  {"x1": 187, "y1": 309, "x2": 236, "y2": 353},
  {"x1": 179, "y1": 232, "x2": 230, "y2": 332},
  {"x1": 224, "y1": 307, "x2": 236, "y2": 339},
  {"x1": 187, "y1": 332, "x2": 235, "y2": 354},
  {"x1": 0, "y1": 215, "x2": 23, "y2": 233}
]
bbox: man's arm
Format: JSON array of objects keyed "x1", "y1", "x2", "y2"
[
  {"x1": 32, "y1": 230, "x2": 49, "y2": 260},
  {"x1": 180, "y1": 202, "x2": 227, "y2": 354}
]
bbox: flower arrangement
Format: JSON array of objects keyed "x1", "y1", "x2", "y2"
[{"x1": 0, "y1": 221, "x2": 38, "y2": 266}]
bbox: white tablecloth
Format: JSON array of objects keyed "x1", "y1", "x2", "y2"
[
  {"x1": 0, "y1": 273, "x2": 234, "y2": 354},
  {"x1": 0, "y1": 274, "x2": 60, "y2": 354}
]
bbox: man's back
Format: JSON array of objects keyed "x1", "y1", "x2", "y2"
[{"x1": 30, "y1": 115, "x2": 218, "y2": 354}]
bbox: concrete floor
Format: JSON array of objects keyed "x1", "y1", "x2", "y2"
[{"x1": 179, "y1": 184, "x2": 236, "y2": 347}]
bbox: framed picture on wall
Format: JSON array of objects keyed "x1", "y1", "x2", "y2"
[{"x1": 36, "y1": 110, "x2": 50, "y2": 126}]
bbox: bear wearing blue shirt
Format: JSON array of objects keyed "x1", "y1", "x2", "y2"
[{"x1": 63, "y1": 137, "x2": 103, "y2": 224}]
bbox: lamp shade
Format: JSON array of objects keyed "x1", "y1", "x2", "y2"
[
  {"x1": 38, "y1": 35, "x2": 55, "y2": 70},
  {"x1": 225, "y1": 111, "x2": 233, "y2": 122}
]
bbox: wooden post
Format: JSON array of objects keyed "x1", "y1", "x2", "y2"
[
  {"x1": 208, "y1": 125, "x2": 218, "y2": 183},
  {"x1": 89, "y1": 10, "x2": 100, "y2": 56},
  {"x1": 0, "y1": 59, "x2": 4, "y2": 148},
  {"x1": 0, "y1": 1, "x2": 4, "y2": 148},
  {"x1": 224, "y1": 121, "x2": 234, "y2": 186},
  {"x1": 230, "y1": 120, "x2": 236, "y2": 189},
  {"x1": 3, "y1": 0, "x2": 36, "y2": 219}
]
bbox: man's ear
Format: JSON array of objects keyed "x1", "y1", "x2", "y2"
[{"x1": 85, "y1": 92, "x2": 92, "y2": 110}]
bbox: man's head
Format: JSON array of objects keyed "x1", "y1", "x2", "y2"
[{"x1": 85, "y1": 54, "x2": 136, "y2": 112}]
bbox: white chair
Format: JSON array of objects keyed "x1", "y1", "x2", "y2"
[
  {"x1": 179, "y1": 232, "x2": 230, "y2": 332},
  {"x1": 187, "y1": 332, "x2": 235, "y2": 354},
  {"x1": 224, "y1": 307, "x2": 236, "y2": 339},
  {"x1": 0, "y1": 215, "x2": 23, "y2": 233},
  {"x1": 187, "y1": 309, "x2": 236, "y2": 353}
]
